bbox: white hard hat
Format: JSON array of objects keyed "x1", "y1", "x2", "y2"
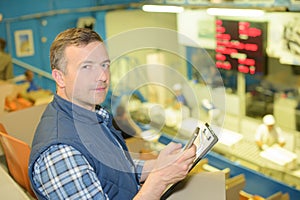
[
  {"x1": 263, "y1": 114, "x2": 275, "y2": 125},
  {"x1": 173, "y1": 83, "x2": 182, "y2": 91}
]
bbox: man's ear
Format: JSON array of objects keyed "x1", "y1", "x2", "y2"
[{"x1": 52, "y1": 69, "x2": 65, "y2": 88}]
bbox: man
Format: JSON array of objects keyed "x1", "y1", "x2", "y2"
[
  {"x1": 113, "y1": 105, "x2": 142, "y2": 139},
  {"x1": 173, "y1": 83, "x2": 187, "y2": 107},
  {"x1": 0, "y1": 38, "x2": 13, "y2": 80},
  {"x1": 255, "y1": 114, "x2": 286, "y2": 150},
  {"x1": 28, "y1": 28, "x2": 196, "y2": 199}
]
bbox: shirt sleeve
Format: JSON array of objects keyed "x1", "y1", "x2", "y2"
[
  {"x1": 255, "y1": 124, "x2": 265, "y2": 142},
  {"x1": 32, "y1": 144, "x2": 109, "y2": 200},
  {"x1": 5, "y1": 55, "x2": 13, "y2": 80},
  {"x1": 133, "y1": 159, "x2": 145, "y2": 183}
]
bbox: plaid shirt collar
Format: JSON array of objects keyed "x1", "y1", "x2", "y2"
[{"x1": 95, "y1": 105, "x2": 110, "y2": 125}]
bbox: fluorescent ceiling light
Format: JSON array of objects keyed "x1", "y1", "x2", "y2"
[
  {"x1": 142, "y1": 5, "x2": 184, "y2": 13},
  {"x1": 207, "y1": 8, "x2": 265, "y2": 17}
]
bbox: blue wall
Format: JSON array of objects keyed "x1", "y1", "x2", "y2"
[{"x1": 0, "y1": 0, "x2": 141, "y2": 91}]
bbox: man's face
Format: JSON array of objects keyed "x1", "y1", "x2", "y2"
[
  {"x1": 267, "y1": 124, "x2": 274, "y2": 131},
  {"x1": 56, "y1": 41, "x2": 110, "y2": 111}
]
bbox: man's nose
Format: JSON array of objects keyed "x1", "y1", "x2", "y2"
[{"x1": 97, "y1": 69, "x2": 108, "y2": 82}]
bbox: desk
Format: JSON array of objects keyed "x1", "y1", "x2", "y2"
[
  {"x1": 0, "y1": 165, "x2": 30, "y2": 200},
  {"x1": 0, "y1": 103, "x2": 47, "y2": 149},
  {"x1": 167, "y1": 172, "x2": 225, "y2": 200}
]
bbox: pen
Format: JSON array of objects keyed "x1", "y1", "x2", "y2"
[{"x1": 184, "y1": 127, "x2": 200, "y2": 150}]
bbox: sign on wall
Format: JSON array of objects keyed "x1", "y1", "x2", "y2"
[
  {"x1": 266, "y1": 12, "x2": 300, "y2": 65},
  {"x1": 14, "y1": 29, "x2": 34, "y2": 57}
]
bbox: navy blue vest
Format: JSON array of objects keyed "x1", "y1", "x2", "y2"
[{"x1": 28, "y1": 94, "x2": 139, "y2": 199}]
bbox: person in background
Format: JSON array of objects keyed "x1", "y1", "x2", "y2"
[
  {"x1": 28, "y1": 28, "x2": 196, "y2": 200},
  {"x1": 113, "y1": 105, "x2": 142, "y2": 139},
  {"x1": 24, "y1": 70, "x2": 40, "y2": 92},
  {"x1": 255, "y1": 114, "x2": 286, "y2": 150},
  {"x1": 0, "y1": 38, "x2": 13, "y2": 80},
  {"x1": 172, "y1": 83, "x2": 190, "y2": 119},
  {"x1": 173, "y1": 83, "x2": 188, "y2": 107}
]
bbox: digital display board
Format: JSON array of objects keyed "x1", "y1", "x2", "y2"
[{"x1": 215, "y1": 19, "x2": 268, "y2": 75}]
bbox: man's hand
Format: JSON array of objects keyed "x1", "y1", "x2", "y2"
[{"x1": 152, "y1": 142, "x2": 196, "y2": 184}]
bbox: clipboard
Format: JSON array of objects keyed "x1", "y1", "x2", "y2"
[{"x1": 160, "y1": 123, "x2": 219, "y2": 200}]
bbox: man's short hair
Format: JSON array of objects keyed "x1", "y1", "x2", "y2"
[{"x1": 50, "y1": 28, "x2": 103, "y2": 73}]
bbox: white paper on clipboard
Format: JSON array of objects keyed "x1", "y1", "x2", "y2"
[{"x1": 160, "y1": 123, "x2": 219, "y2": 200}]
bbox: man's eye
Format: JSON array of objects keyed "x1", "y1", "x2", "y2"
[
  {"x1": 82, "y1": 65, "x2": 91, "y2": 69},
  {"x1": 101, "y1": 63, "x2": 110, "y2": 69}
]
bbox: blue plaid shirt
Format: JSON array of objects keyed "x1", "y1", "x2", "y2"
[{"x1": 32, "y1": 107, "x2": 144, "y2": 199}]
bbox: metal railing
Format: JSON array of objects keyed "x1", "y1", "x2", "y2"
[{"x1": 12, "y1": 58, "x2": 53, "y2": 81}]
